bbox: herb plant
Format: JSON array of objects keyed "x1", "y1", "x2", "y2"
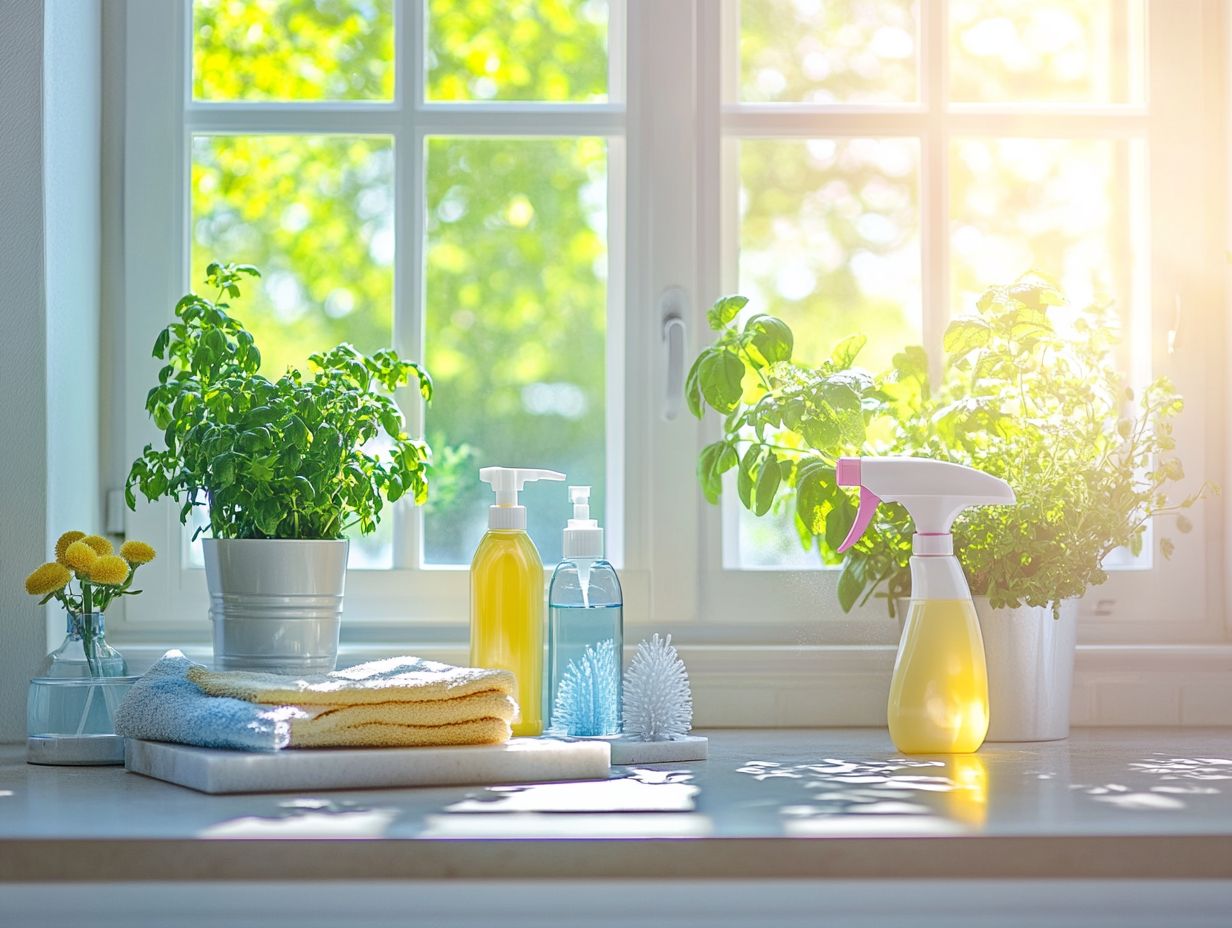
[
  {"x1": 126, "y1": 263, "x2": 432, "y2": 540},
  {"x1": 689, "y1": 276, "x2": 1214, "y2": 616}
]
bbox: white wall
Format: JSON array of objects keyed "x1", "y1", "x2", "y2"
[{"x1": 0, "y1": 0, "x2": 102, "y2": 742}]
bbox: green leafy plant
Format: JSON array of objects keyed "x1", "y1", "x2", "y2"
[
  {"x1": 690, "y1": 275, "x2": 1215, "y2": 616},
  {"x1": 126, "y1": 262, "x2": 432, "y2": 540}
]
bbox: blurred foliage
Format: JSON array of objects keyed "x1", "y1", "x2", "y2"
[
  {"x1": 428, "y1": 0, "x2": 608, "y2": 101},
  {"x1": 740, "y1": 0, "x2": 918, "y2": 103},
  {"x1": 192, "y1": 135, "x2": 394, "y2": 379},
  {"x1": 949, "y1": 0, "x2": 1143, "y2": 104},
  {"x1": 194, "y1": 0, "x2": 394, "y2": 100},
  {"x1": 423, "y1": 138, "x2": 607, "y2": 563}
]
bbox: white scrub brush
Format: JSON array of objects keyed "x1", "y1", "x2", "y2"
[{"x1": 622, "y1": 633, "x2": 693, "y2": 741}]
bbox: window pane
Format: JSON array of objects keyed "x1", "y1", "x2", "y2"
[
  {"x1": 427, "y1": 0, "x2": 609, "y2": 102},
  {"x1": 191, "y1": 134, "x2": 395, "y2": 568},
  {"x1": 423, "y1": 138, "x2": 608, "y2": 565},
  {"x1": 949, "y1": 0, "x2": 1146, "y2": 104},
  {"x1": 950, "y1": 138, "x2": 1142, "y2": 317},
  {"x1": 739, "y1": 0, "x2": 919, "y2": 104},
  {"x1": 734, "y1": 137, "x2": 921, "y2": 568},
  {"x1": 193, "y1": 0, "x2": 394, "y2": 101}
]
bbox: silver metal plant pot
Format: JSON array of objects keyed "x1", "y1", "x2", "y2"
[
  {"x1": 202, "y1": 538, "x2": 349, "y2": 674},
  {"x1": 973, "y1": 596, "x2": 1079, "y2": 742}
]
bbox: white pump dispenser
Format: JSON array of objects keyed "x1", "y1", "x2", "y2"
[
  {"x1": 562, "y1": 486, "x2": 603, "y2": 606},
  {"x1": 479, "y1": 466, "x2": 565, "y2": 530}
]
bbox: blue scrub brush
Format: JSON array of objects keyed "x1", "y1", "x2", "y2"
[
  {"x1": 622, "y1": 633, "x2": 693, "y2": 741},
  {"x1": 551, "y1": 638, "x2": 619, "y2": 737}
]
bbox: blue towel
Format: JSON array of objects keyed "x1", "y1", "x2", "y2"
[{"x1": 114, "y1": 652, "x2": 307, "y2": 751}]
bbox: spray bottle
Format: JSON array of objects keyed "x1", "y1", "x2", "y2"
[
  {"x1": 470, "y1": 466, "x2": 564, "y2": 736},
  {"x1": 836, "y1": 457, "x2": 1014, "y2": 754},
  {"x1": 547, "y1": 486, "x2": 623, "y2": 736}
]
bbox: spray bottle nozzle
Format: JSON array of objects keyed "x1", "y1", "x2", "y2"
[{"x1": 835, "y1": 456, "x2": 1015, "y2": 555}]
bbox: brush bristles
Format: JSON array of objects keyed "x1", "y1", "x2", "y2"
[
  {"x1": 551, "y1": 638, "x2": 619, "y2": 737},
  {"x1": 622, "y1": 633, "x2": 692, "y2": 741}
]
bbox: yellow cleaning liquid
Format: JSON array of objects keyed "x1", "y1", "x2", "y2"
[
  {"x1": 888, "y1": 598, "x2": 989, "y2": 754},
  {"x1": 470, "y1": 529, "x2": 545, "y2": 737}
]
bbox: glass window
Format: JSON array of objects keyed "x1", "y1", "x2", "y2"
[
  {"x1": 423, "y1": 137, "x2": 609, "y2": 565},
  {"x1": 739, "y1": 0, "x2": 919, "y2": 104},
  {"x1": 427, "y1": 0, "x2": 610, "y2": 102},
  {"x1": 949, "y1": 0, "x2": 1147, "y2": 104},
  {"x1": 193, "y1": 0, "x2": 395, "y2": 101}
]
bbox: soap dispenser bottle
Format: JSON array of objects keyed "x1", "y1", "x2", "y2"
[
  {"x1": 835, "y1": 457, "x2": 1015, "y2": 754},
  {"x1": 470, "y1": 466, "x2": 564, "y2": 736},
  {"x1": 547, "y1": 486, "x2": 623, "y2": 737}
]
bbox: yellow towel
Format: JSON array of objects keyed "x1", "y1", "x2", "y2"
[
  {"x1": 289, "y1": 713, "x2": 512, "y2": 748},
  {"x1": 184, "y1": 656, "x2": 518, "y2": 748},
  {"x1": 187, "y1": 656, "x2": 516, "y2": 707}
]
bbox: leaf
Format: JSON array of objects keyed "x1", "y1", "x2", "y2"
[
  {"x1": 836, "y1": 558, "x2": 865, "y2": 613},
  {"x1": 943, "y1": 317, "x2": 991, "y2": 358},
  {"x1": 707, "y1": 295, "x2": 749, "y2": 330},
  {"x1": 697, "y1": 440, "x2": 737, "y2": 504},
  {"x1": 824, "y1": 490, "x2": 856, "y2": 553},
  {"x1": 753, "y1": 451, "x2": 781, "y2": 515},
  {"x1": 699, "y1": 350, "x2": 746, "y2": 414},
  {"x1": 1008, "y1": 306, "x2": 1053, "y2": 344},
  {"x1": 745, "y1": 314, "x2": 794, "y2": 365},
  {"x1": 737, "y1": 446, "x2": 760, "y2": 510},
  {"x1": 830, "y1": 334, "x2": 867, "y2": 369},
  {"x1": 795, "y1": 459, "x2": 833, "y2": 533},
  {"x1": 684, "y1": 351, "x2": 707, "y2": 418},
  {"x1": 891, "y1": 345, "x2": 929, "y2": 383}
]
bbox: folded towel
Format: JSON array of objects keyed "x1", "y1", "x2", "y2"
[
  {"x1": 114, "y1": 653, "x2": 303, "y2": 751},
  {"x1": 115, "y1": 652, "x2": 516, "y2": 751},
  {"x1": 187, "y1": 656, "x2": 516, "y2": 707}
]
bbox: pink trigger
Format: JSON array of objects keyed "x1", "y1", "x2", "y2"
[{"x1": 837, "y1": 486, "x2": 881, "y2": 553}]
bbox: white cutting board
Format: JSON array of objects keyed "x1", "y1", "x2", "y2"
[{"x1": 125, "y1": 738, "x2": 612, "y2": 795}]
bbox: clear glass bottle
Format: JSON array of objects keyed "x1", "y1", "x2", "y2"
[
  {"x1": 27, "y1": 611, "x2": 136, "y2": 765},
  {"x1": 547, "y1": 487, "x2": 623, "y2": 737}
]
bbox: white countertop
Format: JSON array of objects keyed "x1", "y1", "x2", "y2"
[{"x1": 1, "y1": 728, "x2": 1230, "y2": 881}]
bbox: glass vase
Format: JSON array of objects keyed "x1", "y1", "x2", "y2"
[{"x1": 27, "y1": 611, "x2": 137, "y2": 766}]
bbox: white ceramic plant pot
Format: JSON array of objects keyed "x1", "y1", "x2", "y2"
[
  {"x1": 203, "y1": 538, "x2": 349, "y2": 674},
  {"x1": 973, "y1": 596, "x2": 1079, "y2": 742}
]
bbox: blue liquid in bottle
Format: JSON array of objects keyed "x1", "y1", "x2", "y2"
[{"x1": 547, "y1": 559, "x2": 623, "y2": 736}]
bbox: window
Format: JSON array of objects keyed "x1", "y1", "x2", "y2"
[{"x1": 117, "y1": 1, "x2": 1225, "y2": 653}]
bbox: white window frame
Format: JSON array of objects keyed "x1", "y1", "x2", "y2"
[{"x1": 112, "y1": 0, "x2": 1230, "y2": 682}]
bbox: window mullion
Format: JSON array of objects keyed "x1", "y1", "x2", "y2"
[
  {"x1": 921, "y1": 0, "x2": 950, "y2": 377},
  {"x1": 393, "y1": 0, "x2": 425, "y2": 570}
]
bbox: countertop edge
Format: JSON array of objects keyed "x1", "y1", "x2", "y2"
[{"x1": 3, "y1": 835, "x2": 1231, "y2": 882}]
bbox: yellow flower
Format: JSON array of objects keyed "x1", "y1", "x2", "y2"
[
  {"x1": 54, "y1": 531, "x2": 85, "y2": 564},
  {"x1": 89, "y1": 555, "x2": 130, "y2": 586},
  {"x1": 63, "y1": 540, "x2": 99, "y2": 572},
  {"x1": 120, "y1": 540, "x2": 157, "y2": 565},
  {"x1": 26, "y1": 562, "x2": 71, "y2": 597},
  {"x1": 81, "y1": 534, "x2": 114, "y2": 556}
]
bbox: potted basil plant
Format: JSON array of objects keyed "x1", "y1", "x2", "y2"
[
  {"x1": 689, "y1": 277, "x2": 1212, "y2": 741},
  {"x1": 127, "y1": 263, "x2": 432, "y2": 673}
]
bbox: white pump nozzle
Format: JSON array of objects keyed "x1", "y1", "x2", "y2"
[
  {"x1": 479, "y1": 466, "x2": 565, "y2": 530},
  {"x1": 563, "y1": 485, "x2": 603, "y2": 560}
]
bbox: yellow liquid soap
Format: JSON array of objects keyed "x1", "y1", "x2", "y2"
[
  {"x1": 470, "y1": 528, "x2": 545, "y2": 737},
  {"x1": 887, "y1": 598, "x2": 989, "y2": 754}
]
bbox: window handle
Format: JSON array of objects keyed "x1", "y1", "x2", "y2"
[{"x1": 660, "y1": 287, "x2": 688, "y2": 421}]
